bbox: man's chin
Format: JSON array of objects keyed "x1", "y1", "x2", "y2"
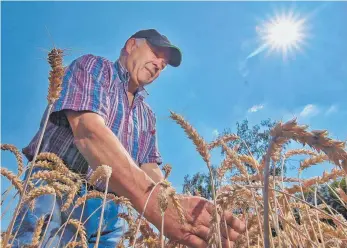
[{"x1": 138, "y1": 79, "x2": 153, "y2": 87}]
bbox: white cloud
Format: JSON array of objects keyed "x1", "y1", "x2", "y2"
[
  {"x1": 299, "y1": 104, "x2": 319, "y2": 118},
  {"x1": 325, "y1": 105, "x2": 338, "y2": 115},
  {"x1": 212, "y1": 129, "x2": 219, "y2": 138},
  {"x1": 248, "y1": 104, "x2": 264, "y2": 113}
]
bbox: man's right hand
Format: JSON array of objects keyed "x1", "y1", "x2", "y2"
[{"x1": 147, "y1": 193, "x2": 246, "y2": 248}]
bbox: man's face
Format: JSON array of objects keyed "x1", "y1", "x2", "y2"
[{"x1": 125, "y1": 39, "x2": 168, "y2": 89}]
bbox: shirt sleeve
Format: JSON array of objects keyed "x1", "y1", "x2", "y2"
[
  {"x1": 142, "y1": 115, "x2": 163, "y2": 166},
  {"x1": 143, "y1": 133, "x2": 163, "y2": 165},
  {"x1": 49, "y1": 54, "x2": 111, "y2": 127}
]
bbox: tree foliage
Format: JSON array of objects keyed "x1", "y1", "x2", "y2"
[{"x1": 182, "y1": 118, "x2": 277, "y2": 199}]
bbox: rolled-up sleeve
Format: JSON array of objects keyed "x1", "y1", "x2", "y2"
[
  {"x1": 145, "y1": 131, "x2": 163, "y2": 165},
  {"x1": 142, "y1": 114, "x2": 163, "y2": 165},
  {"x1": 49, "y1": 54, "x2": 111, "y2": 127}
]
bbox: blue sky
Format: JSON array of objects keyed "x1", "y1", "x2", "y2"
[{"x1": 1, "y1": 1, "x2": 347, "y2": 230}]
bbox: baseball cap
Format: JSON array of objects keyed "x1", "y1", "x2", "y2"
[{"x1": 130, "y1": 29, "x2": 182, "y2": 67}]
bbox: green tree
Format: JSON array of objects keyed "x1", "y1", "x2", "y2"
[
  {"x1": 182, "y1": 166, "x2": 219, "y2": 199},
  {"x1": 182, "y1": 118, "x2": 347, "y2": 222},
  {"x1": 182, "y1": 118, "x2": 278, "y2": 199},
  {"x1": 305, "y1": 178, "x2": 347, "y2": 221},
  {"x1": 221, "y1": 119, "x2": 278, "y2": 175}
]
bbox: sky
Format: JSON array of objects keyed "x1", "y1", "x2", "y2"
[{"x1": 1, "y1": 1, "x2": 347, "y2": 230}]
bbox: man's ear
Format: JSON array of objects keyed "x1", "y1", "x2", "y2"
[{"x1": 125, "y1": 38, "x2": 137, "y2": 55}]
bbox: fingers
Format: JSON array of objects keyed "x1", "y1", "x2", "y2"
[
  {"x1": 193, "y1": 226, "x2": 234, "y2": 248},
  {"x1": 187, "y1": 221, "x2": 239, "y2": 248},
  {"x1": 191, "y1": 223, "x2": 237, "y2": 247},
  {"x1": 223, "y1": 212, "x2": 246, "y2": 233},
  {"x1": 183, "y1": 234, "x2": 208, "y2": 248},
  {"x1": 220, "y1": 221, "x2": 242, "y2": 241},
  {"x1": 192, "y1": 225, "x2": 210, "y2": 241},
  {"x1": 221, "y1": 237, "x2": 234, "y2": 248},
  {"x1": 205, "y1": 204, "x2": 246, "y2": 234}
]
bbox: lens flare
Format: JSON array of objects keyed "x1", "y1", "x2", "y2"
[{"x1": 257, "y1": 11, "x2": 306, "y2": 59}]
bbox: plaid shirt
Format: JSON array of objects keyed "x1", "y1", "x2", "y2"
[{"x1": 23, "y1": 54, "x2": 162, "y2": 188}]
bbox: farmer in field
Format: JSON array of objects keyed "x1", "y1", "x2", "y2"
[{"x1": 16, "y1": 29, "x2": 245, "y2": 247}]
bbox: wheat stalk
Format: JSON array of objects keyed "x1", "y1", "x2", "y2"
[
  {"x1": 336, "y1": 188, "x2": 347, "y2": 202},
  {"x1": 208, "y1": 134, "x2": 239, "y2": 150},
  {"x1": 3, "y1": 48, "x2": 66, "y2": 246},
  {"x1": 47, "y1": 48, "x2": 64, "y2": 104},
  {"x1": 74, "y1": 190, "x2": 132, "y2": 209},
  {"x1": 162, "y1": 164, "x2": 172, "y2": 179},
  {"x1": 262, "y1": 119, "x2": 347, "y2": 248},
  {"x1": 67, "y1": 219, "x2": 88, "y2": 248},
  {"x1": 31, "y1": 216, "x2": 45, "y2": 247},
  {"x1": 170, "y1": 111, "x2": 210, "y2": 163},
  {"x1": 22, "y1": 185, "x2": 56, "y2": 205},
  {"x1": 29, "y1": 170, "x2": 78, "y2": 211},
  {"x1": 220, "y1": 142, "x2": 248, "y2": 178},
  {"x1": 0, "y1": 168, "x2": 23, "y2": 194},
  {"x1": 1, "y1": 144, "x2": 24, "y2": 176},
  {"x1": 65, "y1": 241, "x2": 82, "y2": 248},
  {"x1": 94, "y1": 165, "x2": 112, "y2": 247},
  {"x1": 158, "y1": 186, "x2": 168, "y2": 248},
  {"x1": 167, "y1": 187, "x2": 186, "y2": 225},
  {"x1": 88, "y1": 164, "x2": 112, "y2": 186},
  {"x1": 170, "y1": 111, "x2": 222, "y2": 248},
  {"x1": 272, "y1": 120, "x2": 347, "y2": 172},
  {"x1": 35, "y1": 152, "x2": 81, "y2": 181},
  {"x1": 300, "y1": 154, "x2": 329, "y2": 171}
]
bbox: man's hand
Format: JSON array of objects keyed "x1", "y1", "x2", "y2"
[{"x1": 146, "y1": 192, "x2": 246, "y2": 248}]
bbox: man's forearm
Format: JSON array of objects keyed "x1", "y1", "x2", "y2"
[
  {"x1": 141, "y1": 163, "x2": 164, "y2": 183},
  {"x1": 72, "y1": 116, "x2": 161, "y2": 222}
]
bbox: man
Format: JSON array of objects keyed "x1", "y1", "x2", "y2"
[{"x1": 15, "y1": 29, "x2": 245, "y2": 247}]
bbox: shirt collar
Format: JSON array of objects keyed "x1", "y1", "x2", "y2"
[{"x1": 114, "y1": 59, "x2": 149, "y2": 99}]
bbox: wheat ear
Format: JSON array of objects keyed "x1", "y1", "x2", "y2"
[
  {"x1": 67, "y1": 219, "x2": 88, "y2": 248},
  {"x1": 131, "y1": 182, "x2": 162, "y2": 248},
  {"x1": 4, "y1": 48, "x2": 65, "y2": 246},
  {"x1": 36, "y1": 152, "x2": 81, "y2": 181},
  {"x1": 170, "y1": 111, "x2": 210, "y2": 163},
  {"x1": 1, "y1": 144, "x2": 24, "y2": 176},
  {"x1": 65, "y1": 241, "x2": 82, "y2": 248},
  {"x1": 94, "y1": 165, "x2": 112, "y2": 248},
  {"x1": 47, "y1": 48, "x2": 64, "y2": 104},
  {"x1": 31, "y1": 216, "x2": 45, "y2": 246},
  {"x1": 0, "y1": 168, "x2": 23, "y2": 194},
  {"x1": 170, "y1": 111, "x2": 222, "y2": 248},
  {"x1": 208, "y1": 134, "x2": 239, "y2": 150}
]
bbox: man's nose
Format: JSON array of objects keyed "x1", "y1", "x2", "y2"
[{"x1": 153, "y1": 59, "x2": 165, "y2": 71}]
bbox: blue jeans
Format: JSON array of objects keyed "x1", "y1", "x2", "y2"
[{"x1": 11, "y1": 168, "x2": 126, "y2": 247}]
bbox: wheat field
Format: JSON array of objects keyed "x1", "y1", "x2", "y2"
[{"x1": 1, "y1": 47, "x2": 346, "y2": 248}]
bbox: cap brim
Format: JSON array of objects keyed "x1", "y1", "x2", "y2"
[{"x1": 147, "y1": 39, "x2": 182, "y2": 67}]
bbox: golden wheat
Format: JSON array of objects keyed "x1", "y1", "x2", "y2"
[
  {"x1": 31, "y1": 216, "x2": 45, "y2": 247},
  {"x1": 1, "y1": 144, "x2": 24, "y2": 175},
  {"x1": 208, "y1": 134, "x2": 239, "y2": 150},
  {"x1": 47, "y1": 48, "x2": 64, "y2": 104},
  {"x1": 170, "y1": 111, "x2": 210, "y2": 163},
  {"x1": 2, "y1": 46, "x2": 347, "y2": 248},
  {"x1": 88, "y1": 164, "x2": 112, "y2": 186},
  {"x1": 22, "y1": 185, "x2": 56, "y2": 204},
  {"x1": 0, "y1": 168, "x2": 24, "y2": 194},
  {"x1": 162, "y1": 164, "x2": 172, "y2": 179},
  {"x1": 67, "y1": 219, "x2": 88, "y2": 248}
]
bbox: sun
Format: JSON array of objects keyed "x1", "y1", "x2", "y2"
[{"x1": 257, "y1": 11, "x2": 306, "y2": 59}]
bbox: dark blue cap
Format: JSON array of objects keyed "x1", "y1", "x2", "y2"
[{"x1": 130, "y1": 29, "x2": 182, "y2": 67}]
